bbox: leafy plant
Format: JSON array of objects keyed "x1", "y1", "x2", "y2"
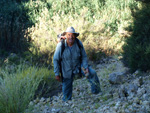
[
  {"x1": 0, "y1": 0, "x2": 142, "y2": 66},
  {"x1": 123, "y1": 5, "x2": 150, "y2": 72},
  {"x1": 0, "y1": 64, "x2": 54, "y2": 113}
]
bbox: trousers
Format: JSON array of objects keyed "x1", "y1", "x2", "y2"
[{"x1": 62, "y1": 66, "x2": 101, "y2": 101}]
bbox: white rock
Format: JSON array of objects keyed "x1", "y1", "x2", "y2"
[
  {"x1": 34, "y1": 98, "x2": 40, "y2": 104},
  {"x1": 133, "y1": 77, "x2": 143, "y2": 86},
  {"x1": 142, "y1": 94, "x2": 149, "y2": 100},
  {"x1": 51, "y1": 108, "x2": 60, "y2": 112},
  {"x1": 142, "y1": 101, "x2": 150, "y2": 110},
  {"x1": 29, "y1": 101, "x2": 34, "y2": 106},
  {"x1": 137, "y1": 87, "x2": 146, "y2": 97},
  {"x1": 109, "y1": 72, "x2": 126, "y2": 84},
  {"x1": 64, "y1": 102, "x2": 69, "y2": 106},
  {"x1": 128, "y1": 84, "x2": 138, "y2": 93},
  {"x1": 40, "y1": 97, "x2": 45, "y2": 102}
]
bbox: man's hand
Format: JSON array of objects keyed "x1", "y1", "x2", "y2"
[
  {"x1": 84, "y1": 68, "x2": 89, "y2": 74},
  {"x1": 55, "y1": 75, "x2": 61, "y2": 82},
  {"x1": 57, "y1": 36, "x2": 66, "y2": 43},
  {"x1": 84, "y1": 68, "x2": 89, "y2": 78},
  {"x1": 61, "y1": 36, "x2": 66, "y2": 39}
]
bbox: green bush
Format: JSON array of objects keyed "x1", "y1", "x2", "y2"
[
  {"x1": 0, "y1": 1, "x2": 30, "y2": 52},
  {"x1": 0, "y1": 0, "x2": 141, "y2": 66},
  {"x1": 0, "y1": 64, "x2": 55, "y2": 113},
  {"x1": 123, "y1": 4, "x2": 150, "y2": 72},
  {"x1": 25, "y1": 0, "x2": 140, "y2": 64}
]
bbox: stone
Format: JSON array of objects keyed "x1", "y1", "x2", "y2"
[
  {"x1": 120, "y1": 97, "x2": 127, "y2": 101},
  {"x1": 51, "y1": 108, "x2": 60, "y2": 113},
  {"x1": 142, "y1": 101, "x2": 150, "y2": 110},
  {"x1": 25, "y1": 57, "x2": 150, "y2": 113},
  {"x1": 71, "y1": 104, "x2": 75, "y2": 108},
  {"x1": 127, "y1": 84, "x2": 138, "y2": 94},
  {"x1": 118, "y1": 85, "x2": 128, "y2": 98},
  {"x1": 29, "y1": 101, "x2": 34, "y2": 106},
  {"x1": 133, "y1": 97, "x2": 140, "y2": 104},
  {"x1": 133, "y1": 77, "x2": 143, "y2": 86},
  {"x1": 115, "y1": 101, "x2": 121, "y2": 107},
  {"x1": 53, "y1": 96, "x2": 59, "y2": 101},
  {"x1": 139, "y1": 106, "x2": 149, "y2": 113},
  {"x1": 137, "y1": 87, "x2": 146, "y2": 97},
  {"x1": 64, "y1": 102, "x2": 69, "y2": 106},
  {"x1": 142, "y1": 94, "x2": 149, "y2": 100},
  {"x1": 34, "y1": 98, "x2": 40, "y2": 104},
  {"x1": 40, "y1": 97, "x2": 45, "y2": 102},
  {"x1": 113, "y1": 93, "x2": 119, "y2": 99},
  {"x1": 109, "y1": 72, "x2": 126, "y2": 84},
  {"x1": 132, "y1": 70, "x2": 140, "y2": 77},
  {"x1": 46, "y1": 97, "x2": 51, "y2": 102},
  {"x1": 96, "y1": 64, "x2": 103, "y2": 69}
]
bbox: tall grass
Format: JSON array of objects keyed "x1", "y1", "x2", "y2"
[
  {"x1": 24, "y1": 0, "x2": 141, "y2": 62},
  {"x1": 0, "y1": 0, "x2": 141, "y2": 64},
  {"x1": 0, "y1": 64, "x2": 55, "y2": 113}
]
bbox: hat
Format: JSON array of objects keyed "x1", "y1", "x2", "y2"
[{"x1": 63, "y1": 27, "x2": 79, "y2": 37}]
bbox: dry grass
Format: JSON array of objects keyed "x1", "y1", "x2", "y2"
[{"x1": 26, "y1": 5, "x2": 134, "y2": 62}]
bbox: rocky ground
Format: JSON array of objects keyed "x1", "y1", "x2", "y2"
[{"x1": 25, "y1": 56, "x2": 150, "y2": 113}]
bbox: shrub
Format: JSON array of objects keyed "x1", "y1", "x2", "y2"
[
  {"x1": 0, "y1": 64, "x2": 54, "y2": 113},
  {"x1": 123, "y1": 4, "x2": 150, "y2": 72},
  {"x1": 26, "y1": 0, "x2": 140, "y2": 63},
  {"x1": 0, "y1": 1, "x2": 30, "y2": 52},
  {"x1": 0, "y1": 0, "x2": 141, "y2": 65}
]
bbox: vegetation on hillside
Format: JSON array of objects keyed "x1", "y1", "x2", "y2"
[
  {"x1": 0, "y1": 0, "x2": 141, "y2": 64},
  {"x1": 0, "y1": 0, "x2": 150, "y2": 112},
  {"x1": 123, "y1": 4, "x2": 150, "y2": 72}
]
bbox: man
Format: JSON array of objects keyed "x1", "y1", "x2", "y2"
[{"x1": 53, "y1": 27, "x2": 101, "y2": 101}]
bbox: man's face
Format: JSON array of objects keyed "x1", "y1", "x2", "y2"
[{"x1": 66, "y1": 32, "x2": 76, "y2": 46}]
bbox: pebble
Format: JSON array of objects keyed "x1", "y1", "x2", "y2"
[{"x1": 25, "y1": 57, "x2": 150, "y2": 113}]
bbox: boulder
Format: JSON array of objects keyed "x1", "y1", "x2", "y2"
[{"x1": 109, "y1": 72, "x2": 126, "y2": 84}]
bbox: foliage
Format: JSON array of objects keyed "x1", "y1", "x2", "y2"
[
  {"x1": 0, "y1": 64, "x2": 55, "y2": 113},
  {"x1": 25, "y1": 0, "x2": 141, "y2": 64},
  {"x1": 0, "y1": 65, "x2": 39, "y2": 113},
  {"x1": 123, "y1": 4, "x2": 150, "y2": 72},
  {"x1": 0, "y1": 1, "x2": 31, "y2": 52},
  {"x1": 0, "y1": 0, "x2": 141, "y2": 65},
  {"x1": 0, "y1": 0, "x2": 150, "y2": 112}
]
